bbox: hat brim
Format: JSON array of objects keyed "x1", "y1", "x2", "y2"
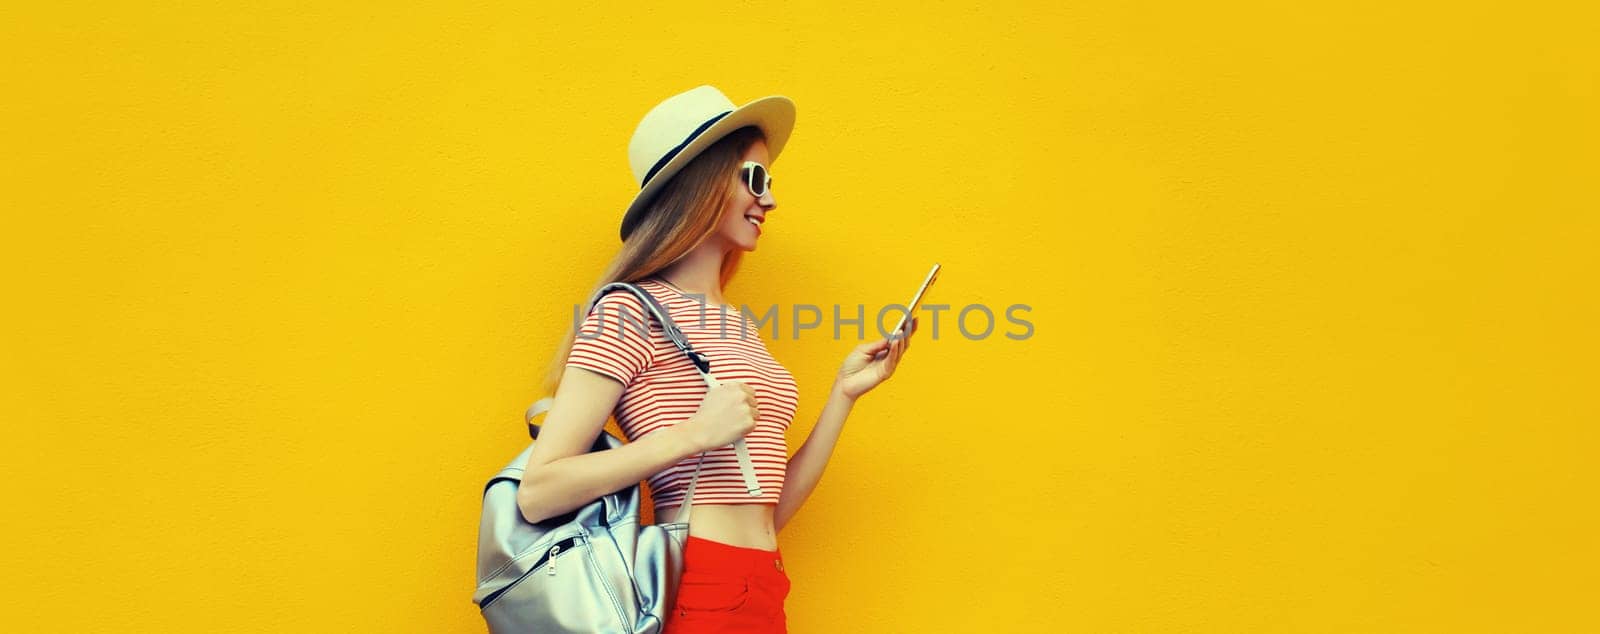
[{"x1": 620, "y1": 95, "x2": 795, "y2": 241}]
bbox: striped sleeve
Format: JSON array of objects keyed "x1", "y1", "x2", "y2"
[{"x1": 565, "y1": 291, "x2": 656, "y2": 385}]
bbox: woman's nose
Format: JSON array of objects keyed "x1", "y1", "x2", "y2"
[{"x1": 758, "y1": 190, "x2": 776, "y2": 210}]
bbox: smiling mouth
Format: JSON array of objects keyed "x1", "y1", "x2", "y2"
[{"x1": 745, "y1": 215, "x2": 764, "y2": 229}]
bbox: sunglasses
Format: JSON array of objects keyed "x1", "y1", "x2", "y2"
[{"x1": 740, "y1": 161, "x2": 773, "y2": 198}]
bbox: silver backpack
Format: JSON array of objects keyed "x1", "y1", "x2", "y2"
[{"x1": 472, "y1": 282, "x2": 764, "y2": 633}]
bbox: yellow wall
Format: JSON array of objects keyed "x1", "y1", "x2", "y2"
[{"x1": 5, "y1": 1, "x2": 1596, "y2": 632}]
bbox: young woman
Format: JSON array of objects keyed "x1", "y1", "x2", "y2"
[{"x1": 515, "y1": 86, "x2": 918, "y2": 633}]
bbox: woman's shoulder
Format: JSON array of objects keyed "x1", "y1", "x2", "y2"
[
  {"x1": 585, "y1": 279, "x2": 695, "y2": 329},
  {"x1": 595, "y1": 277, "x2": 745, "y2": 330},
  {"x1": 590, "y1": 280, "x2": 670, "y2": 308}
]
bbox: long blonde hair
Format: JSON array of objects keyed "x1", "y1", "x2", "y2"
[{"x1": 539, "y1": 125, "x2": 765, "y2": 395}]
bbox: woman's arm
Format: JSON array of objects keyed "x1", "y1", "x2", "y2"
[
  {"x1": 518, "y1": 365, "x2": 761, "y2": 524},
  {"x1": 775, "y1": 382, "x2": 856, "y2": 532},
  {"x1": 517, "y1": 367, "x2": 700, "y2": 524}
]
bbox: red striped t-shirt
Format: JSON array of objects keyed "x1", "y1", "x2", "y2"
[{"x1": 564, "y1": 278, "x2": 798, "y2": 508}]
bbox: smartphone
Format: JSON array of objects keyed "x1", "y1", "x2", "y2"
[{"x1": 890, "y1": 263, "x2": 941, "y2": 339}]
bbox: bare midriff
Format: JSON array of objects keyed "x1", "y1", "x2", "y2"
[{"x1": 654, "y1": 502, "x2": 778, "y2": 551}]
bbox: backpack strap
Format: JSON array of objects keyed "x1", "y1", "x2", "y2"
[
  {"x1": 583, "y1": 281, "x2": 712, "y2": 372},
  {"x1": 584, "y1": 282, "x2": 763, "y2": 506},
  {"x1": 526, "y1": 281, "x2": 765, "y2": 525}
]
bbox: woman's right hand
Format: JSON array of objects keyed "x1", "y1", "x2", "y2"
[{"x1": 678, "y1": 381, "x2": 760, "y2": 452}]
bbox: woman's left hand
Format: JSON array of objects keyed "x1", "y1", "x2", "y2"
[{"x1": 834, "y1": 317, "x2": 919, "y2": 400}]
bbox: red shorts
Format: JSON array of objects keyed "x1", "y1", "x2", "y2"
[{"x1": 664, "y1": 535, "x2": 792, "y2": 633}]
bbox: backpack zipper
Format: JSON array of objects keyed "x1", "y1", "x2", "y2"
[
  {"x1": 478, "y1": 534, "x2": 585, "y2": 608},
  {"x1": 540, "y1": 535, "x2": 582, "y2": 577}
]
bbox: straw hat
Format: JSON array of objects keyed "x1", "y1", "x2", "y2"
[{"x1": 619, "y1": 85, "x2": 795, "y2": 241}]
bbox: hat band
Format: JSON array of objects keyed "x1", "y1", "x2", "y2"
[{"x1": 640, "y1": 110, "x2": 733, "y2": 189}]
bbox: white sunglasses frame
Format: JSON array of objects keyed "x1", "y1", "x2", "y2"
[{"x1": 740, "y1": 161, "x2": 772, "y2": 198}]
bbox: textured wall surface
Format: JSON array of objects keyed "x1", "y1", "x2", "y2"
[{"x1": 4, "y1": 1, "x2": 1597, "y2": 632}]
